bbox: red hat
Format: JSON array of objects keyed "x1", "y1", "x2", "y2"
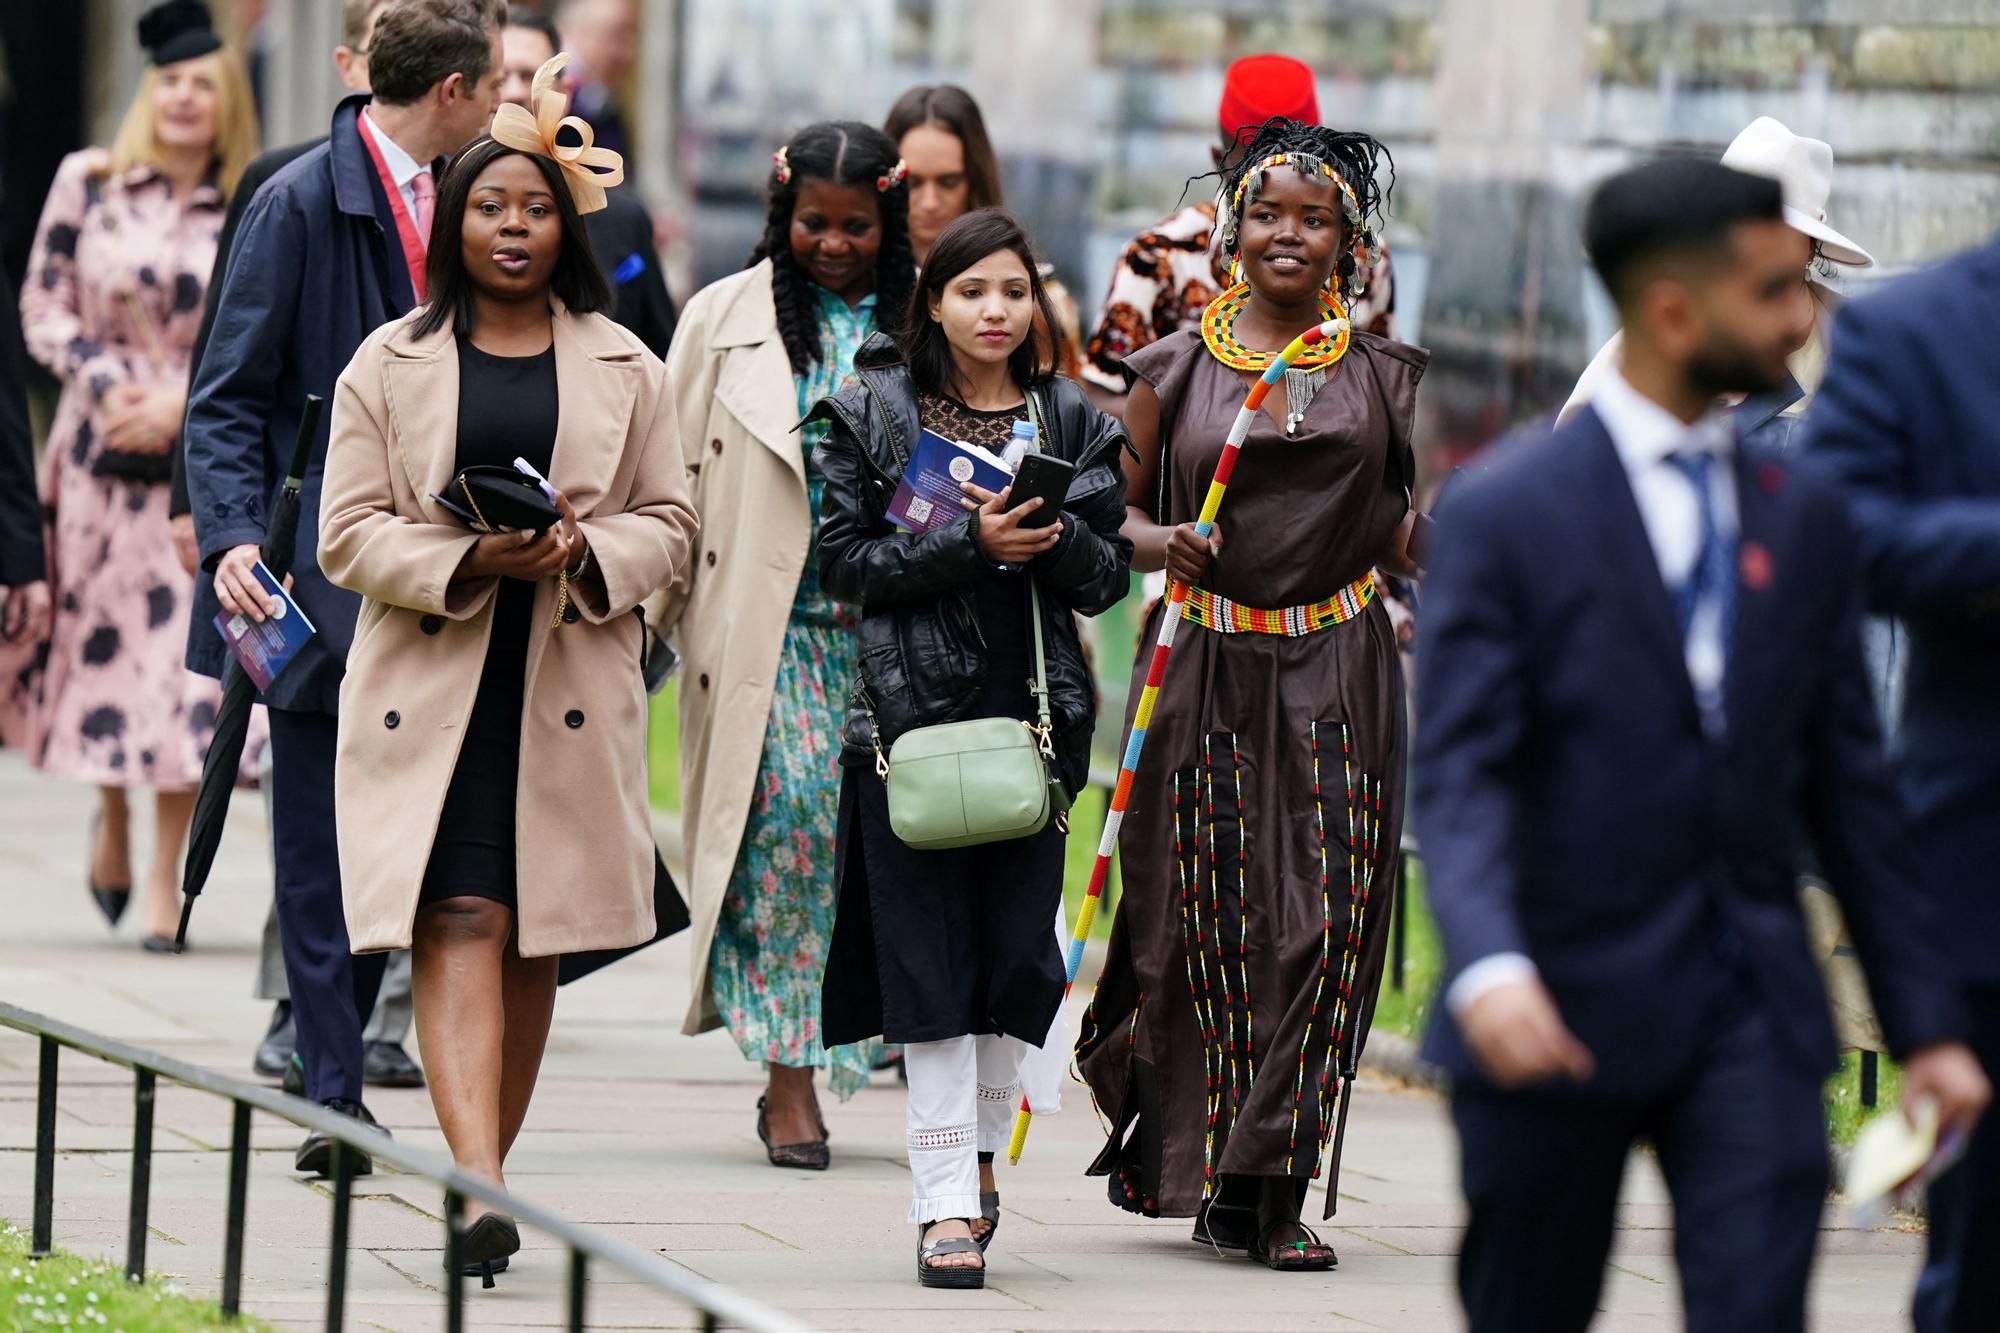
[{"x1": 1217, "y1": 54, "x2": 1319, "y2": 144}]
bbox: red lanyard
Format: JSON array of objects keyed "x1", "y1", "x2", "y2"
[{"x1": 356, "y1": 112, "x2": 427, "y2": 302}]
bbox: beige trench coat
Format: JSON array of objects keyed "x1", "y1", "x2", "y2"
[
  {"x1": 650, "y1": 260, "x2": 819, "y2": 1035},
  {"x1": 320, "y1": 301, "x2": 698, "y2": 957}
]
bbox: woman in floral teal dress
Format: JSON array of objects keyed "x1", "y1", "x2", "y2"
[{"x1": 664, "y1": 122, "x2": 917, "y2": 1168}]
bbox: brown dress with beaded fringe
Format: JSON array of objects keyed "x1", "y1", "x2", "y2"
[{"x1": 1076, "y1": 325, "x2": 1426, "y2": 1221}]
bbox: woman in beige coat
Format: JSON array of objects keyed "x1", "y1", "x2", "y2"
[
  {"x1": 658, "y1": 122, "x2": 913, "y2": 1169},
  {"x1": 320, "y1": 114, "x2": 694, "y2": 1282}
]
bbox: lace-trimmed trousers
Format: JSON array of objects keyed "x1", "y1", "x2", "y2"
[{"x1": 905, "y1": 1033, "x2": 1028, "y2": 1224}]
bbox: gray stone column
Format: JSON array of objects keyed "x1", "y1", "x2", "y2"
[
  {"x1": 963, "y1": 0, "x2": 1097, "y2": 283},
  {"x1": 1418, "y1": 0, "x2": 1594, "y2": 478},
  {"x1": 85, "y1": 0, "x2": 149, "y2": 145},
  {"x1": 253, "y1": 0, "x2": 345, "y2": 150},
  {"x1": 634, "y1": 0, "x2": 684, "y2": 208}
]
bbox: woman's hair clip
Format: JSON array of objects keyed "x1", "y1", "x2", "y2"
[
  {"x1": 877, "y1": 158, "x2": 908, "y2": 193},
  {"x1": 772, "y1": 145, "x2": 792, "y2": 185}
]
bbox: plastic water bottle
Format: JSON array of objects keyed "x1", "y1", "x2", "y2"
[{"x1": 1002, "y1": 417, "x2": 1037, "y2": 472}]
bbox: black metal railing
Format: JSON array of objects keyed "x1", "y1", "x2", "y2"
[{"x1": 1, "y1": 1000, "x2": 808, "y2": 1333}]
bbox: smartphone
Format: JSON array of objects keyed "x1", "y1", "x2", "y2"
[{"x1": 1005, "y1": 453, "x2": 1075, "y2": 529}]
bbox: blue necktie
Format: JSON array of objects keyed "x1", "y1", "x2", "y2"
[{"x1": 1669, "y1": 450, "x2": 1735, "y2": 729}]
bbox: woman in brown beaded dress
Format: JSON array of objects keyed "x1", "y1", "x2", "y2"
[{"x1": 1077, "y1": 120, "x2": 1427, "y2": 1272}]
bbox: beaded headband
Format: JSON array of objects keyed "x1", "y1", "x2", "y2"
[
  {"x1": 1229, "y1": 151, "x2": 1360, "y2": 227},
  {"x1": 488, "y1": 54, "x2": 624, "y2": 215}
]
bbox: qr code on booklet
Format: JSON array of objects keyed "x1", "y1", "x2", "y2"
[{"x1": 904, "y1": 495, "x2": 934, "y2": 526}]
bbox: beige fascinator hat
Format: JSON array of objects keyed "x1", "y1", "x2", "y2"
[{"x1": 489, "y1": 53, "x2": 624, "y2": 214}]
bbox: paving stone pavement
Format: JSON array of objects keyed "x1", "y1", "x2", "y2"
[{"x1": 0, "y1": 751, "x2": 1929, "y2": 1330}]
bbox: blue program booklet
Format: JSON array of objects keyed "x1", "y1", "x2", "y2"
[
  {"x1": 886, "y1": 428, "x2": 1014, "y2": 535},
  {"x1": 212, "y1": 560, "x2": 317, "y2": 692}
]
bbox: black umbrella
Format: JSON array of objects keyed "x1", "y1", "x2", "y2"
[{"x1": 175, "y1": 394, "x2": 324, "y2": 953}]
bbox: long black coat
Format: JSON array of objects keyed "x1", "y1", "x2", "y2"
[{"x1": 182, "y1": 95, "x2": 414, "y2": 714}]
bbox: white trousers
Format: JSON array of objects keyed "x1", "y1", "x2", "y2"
[{"x1": 904, "y1": 1033, "x2": 1028, "y2": 1224}]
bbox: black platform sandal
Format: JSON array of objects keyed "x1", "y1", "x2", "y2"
[
  {"x1": 917, "y1": 1222, "x2": 986, "y2": 1289},
  {"x1": 756, "y1": 1095, "x2": 830, "y2": 1170},
  {"x1": 1249, "y1": 1217, "x2": 1337, "y2": 1272},
  {"x1": 973, "y1": 1190, "x2": 1000, "y2": 1252}
]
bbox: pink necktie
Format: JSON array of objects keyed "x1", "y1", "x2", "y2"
[{"x1": 410, "y1": 170, "x2": 436, "y2": 250}]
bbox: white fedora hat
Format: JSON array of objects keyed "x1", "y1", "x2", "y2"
[{"x1": 1720, "y1": 116, "x2": 1874, "y2": 268}]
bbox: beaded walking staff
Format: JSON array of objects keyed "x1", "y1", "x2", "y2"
[{"x1": 1006, "y1": 314, "x2": 1351, "y2": 1165}]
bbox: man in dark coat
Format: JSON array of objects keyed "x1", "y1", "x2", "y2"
[
  {"x1": 499, "y1": 6, "x2": 674, "y2": 356},
  {"x1": 0, "y1": 266, "x2": 45, "y2": 642},
  {"x1": 1803, "y1": 235, "x2": 2000, "y2": 1333},
  {"x1": 1415, "y1": 158, "x2": 1988, "y2": 1332},
  {"x1": 169, "y1": 0, "x2": 425, "y2": 1098},
  {"x1": 183, "y1": 0, "x2": 502, "y2": 1175}
]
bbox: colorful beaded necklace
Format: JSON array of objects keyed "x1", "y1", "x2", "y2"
[
  {"x1": 1200, "y1": 282, "x2": 1353, "y2": 434},
  {"x1": 1199, "y1": 281, "x2": 1351, "y2": 373}
]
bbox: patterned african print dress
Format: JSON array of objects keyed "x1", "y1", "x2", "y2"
[
  {"x1": 0, "y1": 149, "x2": 260, "y2": 788},
  {"x1": 707, "y1": 286, "x2": 879, "y2": 1097},
  {"x1": 1076, "y1": 327, "x2": 1427, "y2": 1219}
]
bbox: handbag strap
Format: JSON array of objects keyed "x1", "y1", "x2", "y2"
[{"x1": 1022, "y1": 390, "x2": 1055, "y2": 762}]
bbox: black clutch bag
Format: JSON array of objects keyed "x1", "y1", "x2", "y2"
[
  {"x1": 447, "y1": 464, "x2": 560, "y2": 533},
  {"x1": 91, "y1": 447, "x2": 174, "y2": 483}
]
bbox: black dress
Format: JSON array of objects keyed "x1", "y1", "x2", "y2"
[
  {"x1": 821, "y1": 392, "x2": 1067, "y2": 1047},
  {"x1": 419, "y1": 336, "x2": 559, "y2": 909}
]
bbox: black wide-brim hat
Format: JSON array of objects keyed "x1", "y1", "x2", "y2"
[{"x1": 138, "y1": 0, "x2": 222, "y2": 66}]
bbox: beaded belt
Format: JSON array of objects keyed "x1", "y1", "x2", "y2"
[{"x1": 1182, "y1": 573, "x2": 1376, "y2": 636}]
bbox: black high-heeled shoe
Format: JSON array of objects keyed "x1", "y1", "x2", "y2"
[
  {"x1": 86, "y1": 813, "x2": 130, "y2": 928},
  {"x1": 454, "y1": 1211, "x2": 521, "y2": 1289}
]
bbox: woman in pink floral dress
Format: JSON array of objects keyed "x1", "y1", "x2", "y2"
[{"x1": 2, "y1": 4, "x2": 260, "y2": 947}]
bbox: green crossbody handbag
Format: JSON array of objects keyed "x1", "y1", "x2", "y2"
[{"x1": 869, "y1": 395, "x2": 1073, "y2": 851}]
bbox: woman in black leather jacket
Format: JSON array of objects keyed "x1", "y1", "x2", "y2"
[{"x1": 810, "y1": 209, "x2": 1131, "y2": 1288}]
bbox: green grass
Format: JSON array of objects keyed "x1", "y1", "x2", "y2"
[
  {"x1": 0, "y1": 1222, "x2": 273, "y2": 1332},
  {"x1": 1060, "y1": 783, "x2": 1121, "y2": 937},
  {"x1": 1825, "y1": 1049, "x2": 1903, "y2": 1145},
  {"x1": 646, "y1": 678, "x2": 680, "y2": 814},
  {"x1": 1369, "y1": 856, "x2": 1444, "y2": 1042}
]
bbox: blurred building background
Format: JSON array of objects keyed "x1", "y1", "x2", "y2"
[{"x1": 10, "y1": 0, "x2": 1998, "y2": 474}]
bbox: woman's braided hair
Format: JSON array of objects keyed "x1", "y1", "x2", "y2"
[
  {"x1": 1198, "y1": 117, "x2": 1394, "y2": 301},
  {"x1": 746, "y1": 120, "x2": 915, "y2": 376}
]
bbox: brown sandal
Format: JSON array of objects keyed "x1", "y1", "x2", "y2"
[{"x1": 1250, "y1": 1218, "x2": 1337, "y2": 1272}]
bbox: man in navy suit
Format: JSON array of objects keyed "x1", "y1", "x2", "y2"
[
  {"x1": 1415, "y1": 157, "x2": 1988, "y2": 1332},
  {"x1": 1803, "y1": 238, "x2": 2000, "y2": 1332}
]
